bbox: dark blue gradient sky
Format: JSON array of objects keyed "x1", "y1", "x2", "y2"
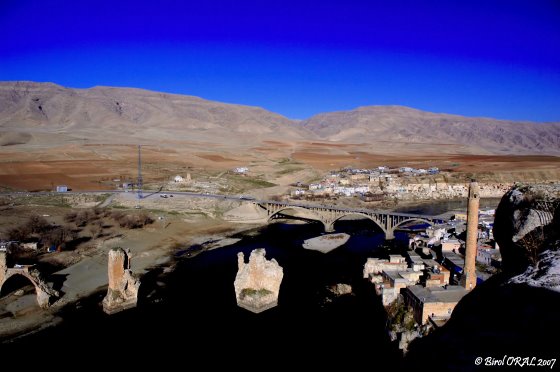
[{"x1": 1, "y1": 0, "x2": 559, "y2": 121}]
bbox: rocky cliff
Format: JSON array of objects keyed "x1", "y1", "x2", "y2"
[{"x1": 405, "y1": 184, "x2": 560, "y2": 369}]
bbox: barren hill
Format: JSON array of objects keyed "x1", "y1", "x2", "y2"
[
  {"x1": 0, "y1": 81, "x2": 559, "y2": 156},
  {"x1": 301, "y1": 106, "x2": 560, "y2": 155},
  {"x1": 0, "y1": 81, "x2": 311, "y2": 146}
]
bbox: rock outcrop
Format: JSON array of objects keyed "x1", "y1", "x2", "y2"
[
  {"x1": 302, "y1": 233, "x2": 350, "y2": 254},
  {"x1": 102, "y1": 248, "x2": 141, "y2": 314},
  {"x1": 234, "y1": 249, "x2": 283, "y2": 313},
  {"x1": 405, "y1": 184, "x2": 560, "y2": 368},
  {"x1": 328, "y1": 283, "x2": 353, "y2": 296},
  {"x1": 493, "y1": 183, "x2": 560, "y2": 275}
]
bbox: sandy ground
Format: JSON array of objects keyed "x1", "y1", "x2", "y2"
[
  {"x1": 302, "y1": 233, "x2": 351, "y2": 254},
  {"x1": 0, "y1": 141, "x2": 558, "y2": 193}
]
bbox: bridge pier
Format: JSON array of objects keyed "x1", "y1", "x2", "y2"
[
  {"x1": 385, "y1": 230, "x2": 395, "y2": 240},
  {"x1": 323, "y1": 222, "x2": 335, "y2": 233}
]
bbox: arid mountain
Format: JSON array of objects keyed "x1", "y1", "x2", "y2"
[
  {"x1": 0, "y1": 81, "x2": 311, "y2": 146},
  {"x1": 301, "y1": 106, "x2": 560, "y2": 155},
  {"x1": 0, "y1": 81, "x2": 559, "y2": 155}
]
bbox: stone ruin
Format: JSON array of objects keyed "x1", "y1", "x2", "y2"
[
  {"x1": 234, "y1": 249, "x2": 283, "y2": 313},
  {"x1": 102, "y1": 248, "x2": 141, "y2": 314},
  {"x1": 0, "y1": 250, "x2": 59, "y2": 308}
]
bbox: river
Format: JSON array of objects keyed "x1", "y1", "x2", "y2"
[{"x1": 4, "y1": 199, "x2": 501, "y2": 367}]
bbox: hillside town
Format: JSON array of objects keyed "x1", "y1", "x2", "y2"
[
  {"x1": 362, "y1": 182, "x2": 502, "y2": 352},
  {"x1": 289, "y1": 166, "x2": 511, "y2": 201}
]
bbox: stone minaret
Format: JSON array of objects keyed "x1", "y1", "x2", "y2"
[{"x1": 461, "y1": 180, "x2": 480, "y2": 290}]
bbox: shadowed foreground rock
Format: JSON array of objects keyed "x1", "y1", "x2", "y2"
[
  {"x1": 102, "y1": 248, "x2": 140, "y2": 314},
  {"x1": 234, "y1": 249, "x2": 283, "y2": 313},
  {"x1": 405, "y1": 184, "x2": 560, "y2": 371}
]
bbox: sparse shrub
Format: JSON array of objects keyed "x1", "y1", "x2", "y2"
[
  {"x1": 64, "y1": 211, "x2": 78, "y2": 223},
  {"x1": 7, "y1": 226, "x2": 30, "y2": 241},
  {"x1": 240, "y1": 288, "x2": 272, "y2": 299},
  {"x1": 386, "y1": 298, "x2": 417, "y2": 332},
  {"x1": 75, "y1": 210, "x2": 94, "y2": 227},
  {"x1": 43, "y1": 225, "x2": 77, "y2": 248},
  {"x1": 113, "y1": 212, "x2": 154, "y2": 229},
  {"x1": 88, "y1": 220, "x2": 103, "y2": 238}
]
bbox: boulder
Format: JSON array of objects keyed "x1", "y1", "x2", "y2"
[
  {"x1": 329, "y1": 283, "x2": 353, "y2": 296},
  {"x1": 493, "y1": 184, "x2": 559, "y2": 275}
]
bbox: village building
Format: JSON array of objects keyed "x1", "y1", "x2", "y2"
[{"x1": 403, "y1": 285, "x2": 468, "y2": 324}]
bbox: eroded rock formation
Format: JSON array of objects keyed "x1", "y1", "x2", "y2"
[
  {"x1": 494, "y1": 183, "x2": 560, "y2": 276},
  {"x1": 234, "y1": 249, "x2": 283, "y2": 313},
  {"x1": 102, "y1": 248, "x2": 140, "y2": 314}
]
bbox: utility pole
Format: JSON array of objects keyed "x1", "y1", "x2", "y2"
[{"x1": 137, "y1": 145, "x2": 143, "y2": 200}]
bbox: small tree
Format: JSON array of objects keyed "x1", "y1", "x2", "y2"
[
  {"x1": 7, "y1": 226, "x2": 30, "y2": 241},
  {"x1": 28, "y1": 215, "x2": 49, "y2": 234}
]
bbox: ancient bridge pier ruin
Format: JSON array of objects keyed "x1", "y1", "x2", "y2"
[
  {"x1": 102, "y1": 247, "x2": 140, "y2": 314},
  {"x1": 0, "y1": 251, "x2": 59, "y2": 308},
  {"x1": 256, "y1": 202, "x2": 445, "y2": 239},
  {"x1": 234, "y1": 248, "x2": 283, "y2": 313}
]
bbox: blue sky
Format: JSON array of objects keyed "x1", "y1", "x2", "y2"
[{"x1": 1, "y1": 0, "x2": 559, "y2": 121}]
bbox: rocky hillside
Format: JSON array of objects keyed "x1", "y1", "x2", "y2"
[
  {"x1": 0, "y1": 81, "x2": 312, "y2": 145},
  {"x1": 405, "y1": 184, "x2": 560, "y2": 369},
  {"x1": 1, "y1": 81, "x2": 559, "y2": 155},
  {"x1": 301, "y1": 106, "x2": 560, "y2": 155}
]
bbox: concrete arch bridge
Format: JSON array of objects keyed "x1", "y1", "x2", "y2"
[{"x1": 255, "y1": 201, "x2": 446, "y2": 240}]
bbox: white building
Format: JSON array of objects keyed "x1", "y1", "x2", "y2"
[{"x1": 233, "y1": 167, "x2": 249, "y2": 174}]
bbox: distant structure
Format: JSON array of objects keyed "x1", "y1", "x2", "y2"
[
  {"x1": 234, "y1": 249, "x2": 283, "y2": 313},
  {"x1": 136, "y1": 145, "x2": 143, "y2": 200},
  {"x1": 461, "y1": 180, "x2": 480, "y2": 290},
  {"x1": 102, "y1": 248, "x2": 140, "y2": 314},
  {"x1": 56, "y1": 185, "x2": 68, "y2": 192},
  {"x1": 233, "y1": 167, "x2": 249, "y2": 175},
  {"x1": 173, "y1": 173, "x2": 192, "y2": 184}
]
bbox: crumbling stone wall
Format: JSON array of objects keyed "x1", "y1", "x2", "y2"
[
  {"x1": 234, "y1": 249, "x2": 283, "y2": 313},
  {"x1": 102, "y1": 247, "x2": 140, "y2": 314}
]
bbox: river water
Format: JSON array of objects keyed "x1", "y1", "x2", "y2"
[{"x1": 5, "y1": 199, "x2": 501, "y2": 367}]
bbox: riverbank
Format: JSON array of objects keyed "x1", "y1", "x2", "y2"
[
  {"x1": 0, "y1": 212, "x2": 259, "y2": 342},
  {"x1": 5, "y1": 220, "x2": 405, "y2": 370},
  {"x1": 1, "y1": 197, "x2": 497, "y2": 343}
]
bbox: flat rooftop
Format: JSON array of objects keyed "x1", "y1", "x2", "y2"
[{"x1": 406, "y1": 285, "x2": 468, "y2": 303}]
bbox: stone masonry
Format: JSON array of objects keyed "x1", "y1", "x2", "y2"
[
  {"x1": 102, "y1": 248, "x2": 140, "y2": 314},
  {"x1": 234, "y1": 248, "x2": 283, "y2": 313}
]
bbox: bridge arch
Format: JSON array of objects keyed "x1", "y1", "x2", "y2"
[
  {"x1": 392, "y1": 218, "x2": 436, "y2": 230},
  {"x1": 1, "y1": 271, "x2": 41, "y2": 306},
  {"x1": 267, "y1": 206, "x2": 325, "y2": 225},
  {"x1": 328, "y1": 212, "x2": 388, "y2": 236},
  {"x1": 0, "y1": 269, "x2": 59, "y2": 309}
]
